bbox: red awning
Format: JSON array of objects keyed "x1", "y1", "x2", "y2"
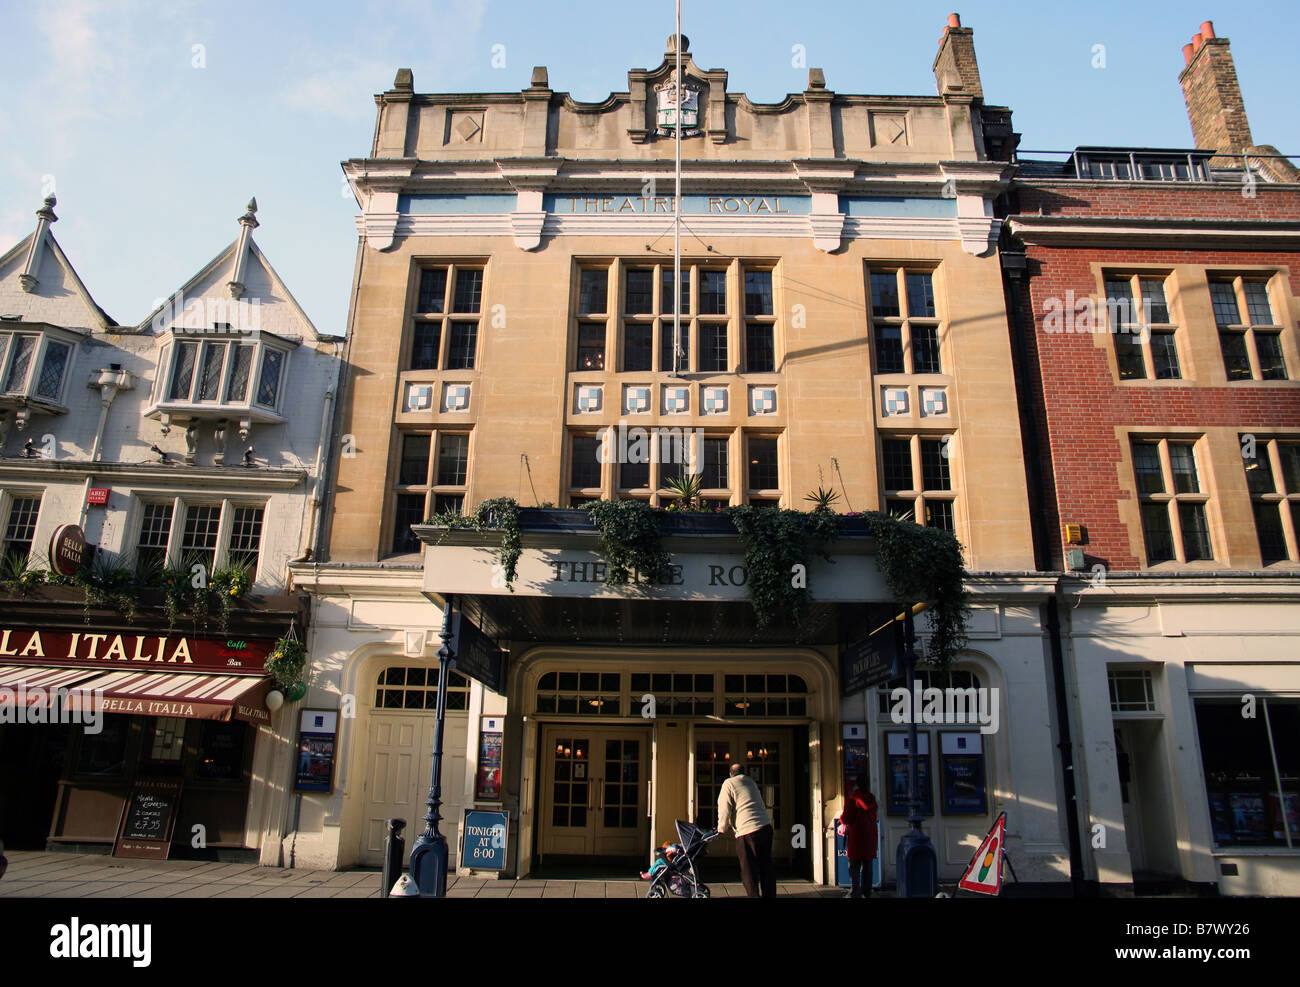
[
  {"x1": 65, "y1": 670, "x2": 274, "y2": 725},
  {"x1": 0, "y1": 664, "x2": 99, "y2": 707}
]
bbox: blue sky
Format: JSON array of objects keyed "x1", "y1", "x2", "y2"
[{"x1": 2, "y1": 1, "x2": 1293, "y2": 336}]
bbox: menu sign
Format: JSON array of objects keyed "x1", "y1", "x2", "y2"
[{"x1": 114, "y1": 777, "x2": 183, "y2": 859}]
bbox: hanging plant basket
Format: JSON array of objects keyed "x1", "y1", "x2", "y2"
[{"x1": 265, "y1": 637, "x2": 308, "y2": 690}]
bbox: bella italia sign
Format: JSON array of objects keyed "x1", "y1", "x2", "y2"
[
  {"x1": 543, "y1": 194, "x2": 811, "y2": 215},
  {"x1": 0, "y1": 629, "x2": 275, "y2": 674}
]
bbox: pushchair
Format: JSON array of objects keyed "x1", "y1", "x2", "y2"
[{"x1": 644, "y1": 820, "x2": 719, "y2": 899}]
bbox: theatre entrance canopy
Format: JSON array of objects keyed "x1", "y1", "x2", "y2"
[{"x1": 413, "y1": 511, "x2": 911, "y2": 661}]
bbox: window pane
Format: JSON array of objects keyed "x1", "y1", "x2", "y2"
[
  {"x1": 1219, "y1": 331, "x2": 1252, "y2": 381},
  {"x1": 660, "y1": 323, "x2": 688, "y2": 372},
  {"x1": 1244, "y1": 445, "x2": 1275, "y2": 495},
  {"x1": 571, "y1": 436, "x2": 601, "y2": 488},
  {"x1": 3, "y1": 335, "x2": 36, "y2": 394},
  {"x1": 452, "y1": 269, "x2": 482, "y2": 313},
  {"x1": 578, "y1": 270, "x2": 607, "y2": 314},
  {"x1": 3, "y1": 496, "x2": 41, "y2": 565},
  {"x1": 256, "y1": 349, "x2": 284, "y2": 407},
  {"x1": 169, "y1": 341, "x2": 197, "y2": 400},
  {"x1": 744, "y1": 271, "x2": 773, "y2": 316},
  {"x1": 870, "y1": 273, "x2": 899, "y2": 318},
  {"x1": 392, "y1": 494, "x2": 425, "y2": 553},
  {"x1": 623, "y1": 324, "x2": 652, "y2": 371},
  {"x1": 663, "y1": 268, "x2": 689, "y2": 315},
  {"x1": 1168, "y1": 444, "x2": 1200, "y2": 493},
  {"x1": 36, "y1": 341, "x2": 71, "y2": 400},
  {"x1": 620, "y1": 459, "x2": 649, "y2": 489},
  {"x1": 198, "y1": 343, "x2": 225, "y2": 401},
  {"x1": 1104, "y1": 279, "x2": 1135, "y2": 329},
  {"x1": 920, "y1": 439, "x2": 951, "y2": 490},
  {"x1": 875, "y1": 324, "x2": 904, "y2": 374},
  {"x1": 1209, "y1": 282, "x2": 1240, "y2": 327},
  {"x1": 625, "y1": 269, "x2": 653, "y2": 314},
  {"x1": 437, "y1": 434, "x2": 468, "y2": 486},
  {"x1": 76, "y1": 715, "x2": 129, "y2": 776},
  {"x1": 1253, "y1": 502, "x2": 1287, "y2": 565},
  {"x1": 882, "y1": 439, "x2": 912, "y2": 490},
  {"x1": 194, "y1": 721, "x2": 246, "y2": 781},
  {"x1": 228, "y1": 506, "x2": 264, "y2": 571},
  {"x1": 905, "y1": 273, "x2": 935, "y2": 318},
  {"x1": 912, "y1": 325, "x2": 941, "y2": 374},
  {"x1": 702, "y1": 438, "x2": 728, "y2": 489},
  {"x1": 1115, "y1": 333, "x2": 1146, "y2": 380},
  {"x1": 1279, "y1": 445, "x2": 1300, "y2": 493},
  {"x1": 700, "y1": 323, "x2": 727, "y2": 372},
  {"x1": 1179, "y1": 502, "x2": 1213, "y2": 561},
  {"x1": 576, "y1": 323, "x2": 605, "y2": 371},
  {"x1": 1140, "y1": 278, "x2": 1170, "y2": 323},
  {"x1": 1243, "y1": 282, "x2": 1274, "y2": 325},
  {"x1": 700, "y1": 270, "x2": 727, "y2": 314},
  {"x1": 411, "y1": 323, "x2": 441, "y2": 370},
  {"x1": 924, "y1": 500, "x2": 954, "y2": 531},
  {"x1": 226, "y1": 344, "x2": 253, "y2": 401},
  {"x1": 136, "y1": 502, "x2": 174, "y2": 572},
  {"x1": 1132, "y1": 443, "x2": 1165, "y2": 495},
  {"x1": 433, "y1": 493, "x2": 463, "y2": 515},
  {"x1": 182, "y1": 504, "x2": 221, "y2": 572},
  {"x1": 745, "y1": 323, "x2": 775, "y2": 373},
  {"x1": 447, "y1": 322, "x2": 477, "y2": 370},
  {"x1": 1195, "y1": 701, "x2": 1288, "y2": 847},
  {"x1": 1151, "y1": 332, "x2": 1181, "y2": 379},
  {"x1": 399, "y1": 434, "x2": 431, "y2": 485},
  {"x1": 748, "y1": 438, "x2": 778, "y2": 489},
  {"x1": 1140, "y1": 502, "x2": 1175, "y2": 564},
  {"x1": 1256, "y1": 333, "x2": 1287, "y2": 380},
  {"x1": 417, "y1": 268, "x2": 447, "y2": 313}
]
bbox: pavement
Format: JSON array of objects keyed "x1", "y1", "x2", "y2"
[{"x1": 0, "y1": 850, "x2": 852, "y2": 899}]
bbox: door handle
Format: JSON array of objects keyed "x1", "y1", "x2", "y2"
[
  {"x1": 647, "y1": 779, "x2": 652, "y2": 819},
  {"x1": 597, "y1": 779, "x2": 604, "y2": 811}
]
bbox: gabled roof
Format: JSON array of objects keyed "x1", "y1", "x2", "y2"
[{"x1": 0, "y1": 228, "x2": 116, "y2": 332}]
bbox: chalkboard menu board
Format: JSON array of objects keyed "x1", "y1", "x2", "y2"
[{"x1": 114, "y1": 777, "x2": 183, "y2": 859}]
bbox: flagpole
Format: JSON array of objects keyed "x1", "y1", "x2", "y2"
[{"x1": 672, "y1": 0, "x2": 682, "y2": 377}]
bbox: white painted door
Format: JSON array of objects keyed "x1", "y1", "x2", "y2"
[{"x1": 360, "y1": 712, "x2": 469, "y2": 866}]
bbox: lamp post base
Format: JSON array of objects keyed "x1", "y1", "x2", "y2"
[
  {"x1": 409, "y1": 833, "x2": 448, "y2": 898},
  {"x1": 895, "y1": 828, "x2": 939, "y2": 898}
]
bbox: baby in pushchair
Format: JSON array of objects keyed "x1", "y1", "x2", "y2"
[{"x1": 641, "y1": 820, "x2": 719, "y2": 898}]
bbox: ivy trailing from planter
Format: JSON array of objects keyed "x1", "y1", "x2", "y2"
[
  {"x1": 212, "y1": 562, "x2": 254, "y2": 635},
  {"x1": 265, "y1": 636, "x2": 308, "y2": 690},
  {"x1": 859, "y1": 512, "x2": 970, "y2": 666},
  {"x1": 724, "y1": 506, "x2": 839, "y2": 633},
  {"x1": 423, "y1": 497, "x2": 522, "y2": 590},
  {"x1": 580, "y1": 499, "x2": 669, "y2": 585}
]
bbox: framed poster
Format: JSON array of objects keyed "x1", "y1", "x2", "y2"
[
  {"x1": 114, "y1": 777, "x2": 183, "y2": 859},
  {"x1": 841, "y1": 723, "x2": 867, "y2": 799},
  {"x1": 885, "y1": 732, "x2": 932, "y2": 816},
  {"x1": 475, "y1": 716, "x2": 504, "y2": 802},
  {"x1": 293, "y1": 708, "x2": 339, "y2": 794},
  {"x1": 940, "y1": 731, "x2": 988, "y2": 815}
]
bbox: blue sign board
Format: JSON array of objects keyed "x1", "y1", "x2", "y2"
[{"x1": 460, "y1": 809, "x2": 509, "y2": 871}]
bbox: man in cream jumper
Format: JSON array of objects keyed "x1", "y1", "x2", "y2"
[{"x1": 716, "y1": 764, "x2": 776, "y2": 898}]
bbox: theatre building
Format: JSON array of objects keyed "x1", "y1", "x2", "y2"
[
  {"x1": 0, "y1": 198, "x2": 341, "y2": 861},
  {"x1": 1004, "y1": 23, "x2": 1300, "y2": 894},
  {"x1": 296, "y1": 18, "x2": 1076, "y2": 885}
]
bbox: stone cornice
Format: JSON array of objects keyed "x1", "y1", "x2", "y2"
[
  {"x1": 0, "y1": 458, "x2": 306, "y2": 490},
  {"x1": 1007, "y1": 214, "x2": 1300, "y2": 248}
]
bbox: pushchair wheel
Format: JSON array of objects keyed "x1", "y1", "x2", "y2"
[
  {"x1": 695, "y1": 884, "x2": 710, "y2": 898},
  {"x1": 646, "y1": 883, "x2": 667, "y2": 899}
]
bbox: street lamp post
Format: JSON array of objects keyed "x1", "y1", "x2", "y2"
[
  {"x1": 410, "y1": 594, "x2": 456, "y2": 897},
  {"x1": 895, "y1": 602, "x2": 939, "y2": 897}
]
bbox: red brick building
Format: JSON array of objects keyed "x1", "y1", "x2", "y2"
[{"x1": 1002, "y1": 22, "x2": 1300, "y2": 895}]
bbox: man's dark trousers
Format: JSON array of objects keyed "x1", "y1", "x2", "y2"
[{"x1": 736, "y1": 823, "x2": 776, "y2": 898}]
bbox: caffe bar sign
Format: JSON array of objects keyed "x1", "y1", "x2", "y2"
[{"x1": 0, "y1": 630, "x2": 275, "y2": 674}]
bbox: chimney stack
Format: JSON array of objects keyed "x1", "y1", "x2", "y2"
[
  {"x1": 1178, "y1": 20, "x2": 1253, "y2": 158},
  {"x1": 933, "y1": 12, "x2": 983, "y2": 101}
]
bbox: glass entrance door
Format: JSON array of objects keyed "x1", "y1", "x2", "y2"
[
  {"x1": 540, "y1": 725, "x2": 649, "y2": 857},
  {"x1": 694, "y1": 728, "x2": 794, "y2": 859}
]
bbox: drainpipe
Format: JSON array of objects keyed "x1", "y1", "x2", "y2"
[
  {"x1": 79, "y1": 367, "x2": 134, "y2": 529},
  {"x1": 1001, "y1": 250, "x2": 1085, "y2": 894},
  {"x1": 292, "y1": 385, "x2": 335, "y2": 564}
]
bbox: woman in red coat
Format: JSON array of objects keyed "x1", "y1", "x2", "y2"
[{"x1": 840, "y1": 773, "x2": 878, "y2": 898}]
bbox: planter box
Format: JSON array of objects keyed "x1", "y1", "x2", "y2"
[
  {"x1": 659, "y1": 512, "x2": 736, "y2": 535},
  {"x1": 516, "y1": 507, "x2": 596, "y2": 530}
]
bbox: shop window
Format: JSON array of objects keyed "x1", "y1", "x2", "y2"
[
  {"x1": 1131, "y1": 438, "x2": 1213, "y2": 564},
  {"x1": 536, "y1": 671, "x2": 622, "y2": 716},
  {"x1": 147, "y1": 717, "x2": 187, "y2": 763},
  {"x1": 880, "y1": 434, "x2": 956, "y2": 532},
  {"x1": 870, "y1": 269, "x2": 943, "y2": 376},
  {"x1": 1196, "y1": 699, "x2": 1298, "y2": 848},
  {"x1": 1104, "y1": 274, "x2": 1181, "y2": 380},
  {"x1": 375, "y1": 665, "x2": 470, "y2": 712},
  {"x1": 75, "y1": 715, "x2": 130, "y2": 776},
  {"x1": 1243, "y1": 438, "x2": 1300, "y2": 564},
  {"x1": 408, "y1": 265, "x2": 483, "y2": 370},
  {"x1": 1210, "y1": 276, "x2": 1288, "y2": 382},
  {"x1": 2, "y1": 493, "x2": 42, "y2": 565},
  {"x1": 195, "y1": 721, "x2": 248, "y2": 782},
  {"x1": 1108, "y1": 669, "x2": 1155, "y2": 712}
]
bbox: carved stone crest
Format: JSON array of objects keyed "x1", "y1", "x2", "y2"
[{"x1": 655, "y1": 69, "x2": 702, "y2": 137}]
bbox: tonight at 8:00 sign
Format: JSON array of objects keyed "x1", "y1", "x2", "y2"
[{"x1": 460, "y1": 810, "x2": 508, "y2": 870}]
